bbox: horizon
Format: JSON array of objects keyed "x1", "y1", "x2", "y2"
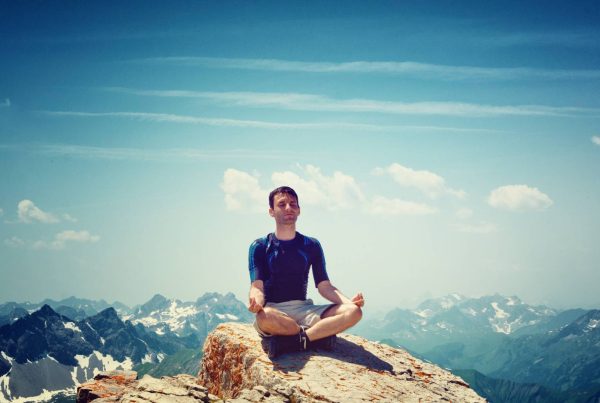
[
  {"x1": 1, "y1": 1, "x2": 599, "y2": 312},
  {"x1": 0, "y1": 291, "x2": 593, "y2": 313}
]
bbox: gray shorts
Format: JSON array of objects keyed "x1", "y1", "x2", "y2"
[{"x1": 253, "y1": 299, "x2": 335, "y2": 337}]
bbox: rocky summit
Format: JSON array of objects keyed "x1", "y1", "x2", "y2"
[{"x1": 200, "y1": 323, "x2": 485, "y2": 402}]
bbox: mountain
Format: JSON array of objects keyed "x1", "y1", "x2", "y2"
[
  {"x1": 354, "y1": 294, "x2": 556, "y2": 352},
  {"x1": 134, "y1": 348, "x2": 203, "y2": 378},
  {"x1": 353, "y1": 294, "x2": 600, "y2": 402},
  {"x1": 452, "y1": 369, "x2": 565, "y2": 403},
  {"x1": 0, "y1": 297, "x2": 132, "y2": 325},
  {"x1": 0, "y1": 303, "x2": 29, "y2": 327},
  {"x1": 488, "y1": 310, "x2": 600, "y2": 392},
  {"x1": 126, "y1": 292, "x2": 253, "y2": 340},
  {"x1": 0, "y1": 305, "x2": 194, "y2": 402}
]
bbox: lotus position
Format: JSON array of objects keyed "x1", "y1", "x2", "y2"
[{"x1": 248, "y1": 186, "x2": 364, "y2": 357}]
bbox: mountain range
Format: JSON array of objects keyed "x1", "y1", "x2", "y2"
[
  {"x1": 352, "y1": 294, "x2": 600, "y2": 402},
  {"x1": 1, "y1": 292, "x2": 598, "y2": 402},
  {"x1": 0, "y1": 292, "x2": 252, "y2": 402}
]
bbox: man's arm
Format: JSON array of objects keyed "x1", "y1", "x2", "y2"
[
  {"x1": 248, "y1": 280, "x2": 266, "y2": 313},
  {"x1": 317, "y1": 280, "x2": 365, "y2": 307}
]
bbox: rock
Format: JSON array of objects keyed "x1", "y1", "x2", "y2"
[
  {"x1": 77, "y1": 371, "x2": 216, "y2": 403},
  {"x1": 76, "y1": 370, "x2": 288, "y2": 402},
  {"x1": 199, "y1": 323, "x2": 486, "y2": 402},
  {"x1": 77, "y1": 370, "x2": 138, "y2": 402}
]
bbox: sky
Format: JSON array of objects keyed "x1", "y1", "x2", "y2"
[{"x1": 1, "y1": 0, "x2": 599, "y2": 312}]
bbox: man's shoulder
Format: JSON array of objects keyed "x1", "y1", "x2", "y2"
[
  {"x1": 297, "y1": 232, "x2": 322, "y2": 248},
  {"x1": 250, "y1": 233, "x2": 272, "y2": 249}
]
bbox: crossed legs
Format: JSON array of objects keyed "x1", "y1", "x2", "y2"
[{"x1": 255, "y1": 303, "x2": 362, "y2": 341}]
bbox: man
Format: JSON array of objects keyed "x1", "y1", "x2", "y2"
[{"x1": 248, "y1": 186, "x2": 364, "y2": 358}]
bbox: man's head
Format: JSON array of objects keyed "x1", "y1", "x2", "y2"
[
  {"x1": 268, "y1": 186, "x2": 299, "y2": 209},
  {"x1": 268, "y1": 186, "x2": 300, "y2": 225}
]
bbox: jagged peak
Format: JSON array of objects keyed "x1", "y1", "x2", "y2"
[
  {"x1": 146, "y1": 293, "x2": 168, "y2": 304},
  {"x1": 33, "y1": 304, "x2": 60, "y2": 318}
]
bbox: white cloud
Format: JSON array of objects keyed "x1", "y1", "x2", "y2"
[
  {"x1": 32, "y1": 144, "x2": 295, "y2": 162},
  {"x1": 0, "y1": 98, "x2": 10, "y2": 107},
  {"x1": 220, "y1": 169, "x2": 267, "y2": 212},
  {"x1": 138, "y1": 57, "x2": 600, "y2": 81},
  {"x1": 592, "y1": 136, "x2": 600, "y2": 146},
  {"x1": 32, "y1": 230, "x2": 100, "y2": 250},
  {"x1": 41, "y1": 110, "x2": 501, "y2": 134},
  {"x1": 0, "y1": 208, "x2": 3, "y2": 217},
  {"x1": 112, "y1": 87, "x2": 599, "y2": 118},
  {"x1": 222, "y1": 165, "x2": 366, "y2": 213},
  {"x1": 488, "y1": 185, "x2": 553, "y2": 211},
  {"x1": 41, "y1": 110, "x2": 390, "y2": 131},
  {"x1": 222, "y1": 165, "x2": 448, "y2": 216},
  {"x1": 4, "y1": 236, "x2": 25, "y2": 248},
  {"x1": 17, "y1": 200, "x2": 59, "y2": 223},
  {"x1": 374, "y1": 163, "x2": 466, "y2": 199},
  {"x1": 366, "y1": 196, "x2": 437, "y2": 216},
  {"x1": 272, "y1": 165, "x2": 365, "y2": 210},
  {"x1": 455, "y1": 221, "x2": 497, "y2": 234}
]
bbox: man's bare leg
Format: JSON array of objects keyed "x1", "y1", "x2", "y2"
[
  {"x1": 256, "y1": 307, "x2": 301, "y2": 336},
  {"x1": 305, "y1": 303, "x2": 362, "y2": 341}
]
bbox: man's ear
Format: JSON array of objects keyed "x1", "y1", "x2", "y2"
[{"x1": 268, "y1": 208, "x2": 274, "y2": 217}]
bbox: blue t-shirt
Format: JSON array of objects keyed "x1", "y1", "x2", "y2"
[{"x1": 248, "y1": 232, "x2": 329, "y2": 303}]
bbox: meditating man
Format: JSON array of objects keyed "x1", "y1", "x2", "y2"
[{"x1": 247, "y1": 186, "x2": 364, "y2": 357}]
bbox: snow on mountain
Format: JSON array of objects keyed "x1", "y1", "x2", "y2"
[
  {"x1": 354, "y1": 294, "x2": 560, "y2": 353},
  {"x1": 63, "y1": 322, "x2": 82, "y2": 333},
  {"x1": 0, "y1": 350, "x2": 134, "y2": 403},
  {"x1": 127, "y1": 292, "x2": 252, "y2": 338},
  {"x1": 0, "y1": 304, "x2": 194, "y2": 402}
]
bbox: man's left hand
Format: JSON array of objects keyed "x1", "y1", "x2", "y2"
[{"x1": 351, "y1": 292, "x2": 365, "y2": 307}]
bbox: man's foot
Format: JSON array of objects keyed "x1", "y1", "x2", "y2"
[
  {"x1": 265, "y1": 330, "x2": 310, "y2": 359},
  {"x1": 312, "y1": 334, "x2": 337, "y2": 351}
]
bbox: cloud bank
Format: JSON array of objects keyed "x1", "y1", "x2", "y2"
[{"x1": 221, "y1": 164, "x2": 436, "y2": 216}]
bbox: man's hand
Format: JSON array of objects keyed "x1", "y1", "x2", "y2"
[
  {"x1": 248, "y1": 296, "x2": 264, "y2": 313},
  {"x1": 351, "y1": 292, "x2": 365, "y2": 308}
]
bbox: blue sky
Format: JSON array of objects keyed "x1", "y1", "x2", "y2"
[{"x1": 1, "y1": 0, "x2": 599, "y2": 311}]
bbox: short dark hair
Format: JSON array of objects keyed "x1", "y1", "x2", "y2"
[{"x1": 269, "y1": 186, "x2": 299, "y2": 209}]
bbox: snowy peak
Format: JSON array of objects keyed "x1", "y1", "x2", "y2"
[
  {"x1": 555, "y1": 309, "x2": 600, "y2": 340},
  {"x1": 416, "y1": 293, "x2": 466, "y2": 315},
  {"x1": 128, "y1": 292, "x2": 252, "y2": 337},
  {"x1": 136, "y1": 294, "x2": 170, "y2": 316}
]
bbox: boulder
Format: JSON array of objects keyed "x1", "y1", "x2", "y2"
[{"x1": 199, "y1": 323, "x2": 485, "y2": 402}]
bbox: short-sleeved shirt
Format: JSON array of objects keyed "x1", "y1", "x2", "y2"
[{"x1": 248, "y1": 232, "x2": 329, "y2": 303}]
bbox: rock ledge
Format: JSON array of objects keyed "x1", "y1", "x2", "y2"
[{"x1": 199, "y1": 323, "x2": 485, "y2": 402}]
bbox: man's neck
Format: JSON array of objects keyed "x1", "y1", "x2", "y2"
[{"x1": 275, "y1": 225, "x2": 296, "y2": 241}]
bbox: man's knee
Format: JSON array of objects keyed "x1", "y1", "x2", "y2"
[
  {"x1": 256, "y1": 308, "x2": 299, "y2": 335},
  {"x1": 347, "y1": 304, "x2": 362, "y2": 325}
]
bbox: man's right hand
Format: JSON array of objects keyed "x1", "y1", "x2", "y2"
[{"x1": 248, "y1": 296, "x2": 264, "y2": 313}]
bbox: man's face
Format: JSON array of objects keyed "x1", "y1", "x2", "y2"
[{"x1": 269, "y1": 193, "x2": 300, "y2": 225}]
